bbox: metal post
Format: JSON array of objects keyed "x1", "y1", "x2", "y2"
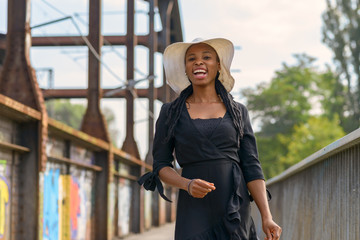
[
  {"x1": 159, "y1": 0, "x2": 174, "y2": 103},
  {"x1": 81, "y1": 0, "x2": 110, "y2": 142},
  {"x1": 0, "y1": 0, "x2": 43, "y2": 110},
  {"x1": 123, "y1": 0, "x2": 142, "y2": 234},
  {"x1": 145, "y1": 0, "x2": 157, "y2": 164},
  {"x1": 146, "y1": 0, "x2": 158, "y2": 229},
  {"x1": 0, "y1": 2, "x2": 48, "y2": 238},
  {"x1": 0, "y1": 0, "x2": 48, "y2": 173},
  {"x1": 122, "y1": 0, "x2": 141, "y2": 159},
  {"x1": 18, "y1": 122, "x2": 40, "y2": 240}
]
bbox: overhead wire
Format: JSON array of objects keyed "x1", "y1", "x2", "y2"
[
  {"x1": 34, "y1": 2, "x2": 90, "y2": 71},
  {"x1": 72, "y1": 8, "x2": 156, "y2": 120},
  {"x1": 73, "y1": 13, "x2": 148, "y2": 78},
  {"x1": 38, "y1": 0, "x2": 156, "y2": 120}
]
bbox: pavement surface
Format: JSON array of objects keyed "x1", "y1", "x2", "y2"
[{"x1": 122, "y1": 222, "x2": 175, "y2": 240}]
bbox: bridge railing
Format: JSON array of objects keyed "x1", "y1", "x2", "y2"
[{"x1": 251, "y1": 128, "x2": 360, "y2": 240}]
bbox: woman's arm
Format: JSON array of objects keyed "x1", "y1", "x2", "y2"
[
  {"x1": 159, "y1": 166, "x2": 215, "y2": 198},
  {"x1": 247, "y1": 179, "x2": 282, "y2": 240}
]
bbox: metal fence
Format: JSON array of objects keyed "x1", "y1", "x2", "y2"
[{"x1": 252, "y1": 128, "x2": 360, "y2": 240}]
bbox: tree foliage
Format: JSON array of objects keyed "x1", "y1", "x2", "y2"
[
  {"x1": 47, "y1": 99, "x2": 86, "y2": 129},
  {"x1": 322, "y1": 0, "x2": 360, "y2": 131},
  {"x1": 46, "y1": 99, "x2": 119, "y2": 145},
  {"x1": 241, "y1": 54, "x2": 346, "y2": 179},
  {"x1": 279, "y1": 116, "x2": 345, "y2": 168}
]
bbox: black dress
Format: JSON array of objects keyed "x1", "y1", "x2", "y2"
[{"x1": 139, "y1": 102, "x2": 264, "y2": 240}]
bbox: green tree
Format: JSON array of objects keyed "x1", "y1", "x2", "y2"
[
  {"x1": 243, "y1": 54, "x2": 316, "y2": 137},
  {"x1": 279, "y1": 116, "x2": 345, "y2": 168},
  {"x1": 241, "y1": 54, "x2": 346, "y2": 179},
  {"x1": 322, "y1": 0, "x2": 360, "y2": 132},
  {"x1": 47, "y1": 99, "x2": 86, "y2": 129},
  {"x1": 46, "y1": 99, "x2": 119, "y2": 145}
]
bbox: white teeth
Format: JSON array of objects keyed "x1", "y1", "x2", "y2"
[{"x1": 193, "y1": 69, "x2": 206, "y2": 74}]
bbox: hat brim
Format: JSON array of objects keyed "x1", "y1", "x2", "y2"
[{"x1": 163, "y1": 38, "x2": 235, "y2": 94}]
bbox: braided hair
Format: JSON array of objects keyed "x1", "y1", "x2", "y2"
[{"x1": 164, "y1": 75, "x2": 244, "y2": 146}]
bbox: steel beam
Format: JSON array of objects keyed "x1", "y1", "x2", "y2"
[
  {"x1": 122, "y1": 0, "x2": 141, "y2": 160},
  {"x1": 80, "y1": 0, "x2": 110, "y2": 142},
  {"x1": 30, "y1": 34, "x2": 169, "y2": 52},
  {"x1": 158, "y1": 0, "x2": 175, "y2": 103},
  {"x1": 0, "y1": 0, "x2": 49, "y2": 238},
  {"x1": 122, "y1": 0, "x2": 142, "y2": 234},
  {"x1": 0, "y1": 0, "x2": 48, "y2": 173},
  {"x1": 145, "y1": 0, "x2": 158, "y2": 165},
  {"x1": 0, "y1": 0, "x2": 45, "y2": 111},
  {"x1": 42, "y1": 87, "x2": 164, "y2": 99}
]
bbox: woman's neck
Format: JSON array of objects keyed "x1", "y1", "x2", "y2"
[{"x1": 188, "y1": 86, "x2": 221, "y2": 103}]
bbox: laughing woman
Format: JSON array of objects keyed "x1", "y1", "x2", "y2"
[{"x1": 139, "y1": 38, "x2": 282, "y2": 240}]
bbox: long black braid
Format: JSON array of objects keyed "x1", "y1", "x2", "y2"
[
  {"x1": 164, "y1": 84, "x2": 193, "y2": 143},
  {"x1": 164, "y1": 75, "x2": 244, "y2": 146},
  {"x1": 215, "y1": 78, "x2": 244, "y2": 147}
]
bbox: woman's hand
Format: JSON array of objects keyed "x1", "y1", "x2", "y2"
[
  {"x1": 188, "y1": 179, "x2": 216, "y2": 198},
  {"x1": 262, "y1": 218, "x2": 282, "y2": 240}
]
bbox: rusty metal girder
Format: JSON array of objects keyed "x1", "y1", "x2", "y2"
[
  {"x1": 122, "y1": 0, "x2": 141, "y2": 161},
  {"x1": 31, "y1": 35, "x2": 154, "y2": 48},
  {"x1": 0, "y1": 1, "x2": 43, "y2": 110},
  {"x1": 30, "y1": 33, "x2": 169, "y2": 53},
  {"x1": 41, "y1": 87, "x2": 164, "y2": 99},
  {"x1": 145, "y1": 0, "x2": 158, "y2": 164},
  {"x1": 0, "y1": 0, "x2": 48, "y2": 173},
  {"x1": 80, "y1": 0, "x2": 110, "y2": 143}
]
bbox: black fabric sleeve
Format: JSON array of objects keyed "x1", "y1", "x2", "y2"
[
  {"x1": 237, "y1": 103, "x2": 265, "y2": 183},
  {"x1": 137, "y1": 103, "x2": 174, "y2": 202},
  {"x1": 152, "y1": 103, "x2": 175, "y2": 173}
]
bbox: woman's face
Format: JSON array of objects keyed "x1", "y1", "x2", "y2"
[{"x1": 185, "y1": 43, "x2": 220, "y2": 89}]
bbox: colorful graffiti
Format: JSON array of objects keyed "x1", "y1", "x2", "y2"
[
  {"x1": 70, "y1": 177, "x2": 80, "y2": 239},
  {"x1": 0, "y1": 175, "x2": 9, "y2": 238},
  {"x1": 118, "y1": 178, "x2": 131, "y2": 236},
  {"x1": 108, "y1": 183, "x2": 115, "y2": 239},
  {"x1": 43, "y1": 168, "x2": 60, "y2": 240},
  {"x1": 70, "y1": 169, "x2": 93, "y2": 240},
  {"x1": 42, "y1": 163, "x2": 94, "y2": 240},
  {"x1": 144, "y1": 190, "x2": 152, "y2": 229}
]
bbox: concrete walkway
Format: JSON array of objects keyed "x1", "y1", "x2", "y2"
[{"x1": 122, "y1": 222, "x2": 175, "y2": 240}]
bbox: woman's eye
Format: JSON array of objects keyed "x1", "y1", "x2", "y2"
[
  {"x1": 203, "y1": 56, "x2": 211, "y2": 60},
  {"x1": 187, "y1": 57, "x2": 195, "y2": 61}
]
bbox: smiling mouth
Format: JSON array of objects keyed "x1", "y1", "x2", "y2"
[
  {"x1": 193, "y1": 69, "x2": 207, "y2": 79},
  {"x1": 193, "y1": 69, "x2": 207, "y2": 75}
]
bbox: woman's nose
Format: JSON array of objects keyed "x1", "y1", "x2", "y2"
[{"x1": 194, "y1": 60, "x2": 203, "y2": 65}]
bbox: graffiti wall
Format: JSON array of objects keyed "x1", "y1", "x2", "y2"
[
  {"x1": 0, "y1": 153, "x2": 11, "y2": 240},
  {"x1": 42, "y1": 137, "x2": 95, "y2": 240},
  {"x1": 144, "y1": 190, "x2": 152, "y2": 230},
  {"x1": 107, "y1": 182, "x2": 115, "y2": 239},
  {"x1": 70, "y1": 145, "x2": 94, "y2": 165},
  {"x1": 0, "y1": 116, "x2": 17, "y2": 240},
  {"x1": 42, "y1": 162, "x2": 95, "y2": 240},
  {"x1": 46, "y1": 137, "x2": 66, "y2": 158},
  {"x1": 118, "y1": 178, "x2": 131, "y2": 236},
  {"x1": 42, "y1": 162, "x2": 67, "y2": 240},
  {"x1": 69, "y1": 166, "x2": 93, "y2": 240}
]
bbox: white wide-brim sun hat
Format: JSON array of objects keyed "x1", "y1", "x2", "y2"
[{"x1": 163, "y1": 38, "x2": 235, "y2": 94}]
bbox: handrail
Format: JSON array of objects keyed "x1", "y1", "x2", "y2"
[
  {"x1": 47, "y1": 155, "x2": 102, "y2": 172},
  {"x1": 0, "y1": 140, "x2": 30, "y2": 153},
  {"x1": 267, "y1": 128, "x2": 360, "y2": 186},
  {"x1": 113, "y1": 171, "x2": 138, "y2": 181}
]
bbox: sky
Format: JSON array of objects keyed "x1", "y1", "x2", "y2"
[{"x1": 0, "y1": 0, "x2": 334, "y2": 159}]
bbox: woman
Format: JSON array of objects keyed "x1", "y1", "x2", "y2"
[{"x1": 139, "y1": 38, "x2": 282, "y2": 240}]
